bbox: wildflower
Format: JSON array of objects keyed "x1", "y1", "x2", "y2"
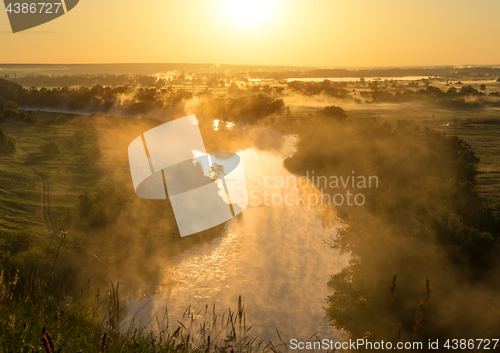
[
  {"x1": 41, "y1": 335, "x2": 51, "y2": 353},
  {"x1": 100, "y1": 332, "x2": 107, "y2": 351},
  {"x1": 172, "y1": 326, "x2": 181, "y2": 337},
  {"x1": 45, "y1": 331, "x2": 55, "y2": 352},
  {"x1": 41, "y1": 327, "x2": 55, "y2": 353}
]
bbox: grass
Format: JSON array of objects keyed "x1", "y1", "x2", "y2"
[
  {"x1": 1, "y1": 112, "x2": 285, "y2": 352},
  {"x1": 0, "y1": 279, "x2": 271, "y2": 352},
  {"x1": 0, "y1": 232, "x2": 281, "y2": 353},
  {"x1": 0, "y1": 111, "x2": 102, "y2": 236}
]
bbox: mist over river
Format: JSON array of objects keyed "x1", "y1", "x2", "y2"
[{"x1": 122, "y1": 140, "x2": 349, "y2": 342}]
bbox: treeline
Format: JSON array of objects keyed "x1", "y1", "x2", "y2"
[
  {"x1": 287, "y1": 79, "x2": 500, "y2": 107},
  {"x1": 285, "y1": 108, "x2": 500, "y2": 345},
  {"x1": 234, "y1": 66, "x2": 500, "y2": 80},
  {"x1": 367, "y1": 84, "x2": 500, "y2": 107},
  {"x1": 3, "y1": 77, "x2": 498, "y2": 126},
  {"x1": 287, "y1": 80, "x2": 350, "y2": 98},
  {"x1": 8, "y1": 72, "x2": 252, "y2": 89},
  {"x1": 4, "y1": 67, "x2": 500, "y2": 89},
  {"x1": 0, "y1": 101, "x2": 38, "y2": 124},
  {"x1": 306, "y1": 67, "x2": 500, "y2": 80},
  {"x1": 0, "y1": 78, "x2": 289, "y2": 125}
]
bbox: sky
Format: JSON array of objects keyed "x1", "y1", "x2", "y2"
[{"x1": 0, "y1": 0, "x2": 499, "y2": 67}]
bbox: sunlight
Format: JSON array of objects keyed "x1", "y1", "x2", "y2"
[{"x1": 222, "y1": 0, "x2": 276, "y2": 27}]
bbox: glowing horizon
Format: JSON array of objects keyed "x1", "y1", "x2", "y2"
[{"x1": 1, "y1": 0, "x2": 499, "y2": 67}]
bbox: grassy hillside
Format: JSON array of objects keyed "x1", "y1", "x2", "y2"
[
  {"x1": 0, "y1": 111, "x2": 101, "y2": 236},
  {"x1": 0, "y1": 111, "x2": 277, "y2": 352}
]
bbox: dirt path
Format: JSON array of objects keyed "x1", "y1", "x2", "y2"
[{"x1": 33, "y1": 169, "x2": 53, "y2": 234}]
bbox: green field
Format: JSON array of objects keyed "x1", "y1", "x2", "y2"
[{"x1": 0, "y1": 112, "x2": 103, "y2": 237}]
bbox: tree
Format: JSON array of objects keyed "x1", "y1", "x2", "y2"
[
  {"x1": 368, "y1": 80, "x2": 379, "y2": 91},
  {"x1": 4, "y1": 101, "x2": 18, "y2": 110},
  {"x1": 39, "y1": 141, "x2": 60, "y2": 156},
  {"x1": 211, "y1": 163, "x2": 226, "y2": 181},
  {"x1": 286, "y1": 117, "x2": 500, "y2": 342},
  {"x1": 0, "y1": 231, "x2": 33, "y2": 255},
  {"x1": 460, "y1": 85, "x2": 479, "y2": 95},
  {"x1": 228, "y1": 81, "x2": 241, "y2": 96},
  {"x1": 480, "y1": 84, "x2": 486, "y2": 91},
  {"x1": 78, "y1": 188, "x2": 125, "y2": 229},
  {"x1": 2, "y1": 101, "x2": 19, "y2": 120},
  {"x1": 318, "y1": 105, "x2": 348, "y2": 121},
  {"x1": 0, "y1": 128, "x2": 16, "y2": 154},
  {"x1": 2, "y1": 108, "x2": 18, "y2": 120},
  {"x1": 23, "y1": 111, "x2": 38, "y2": 124}
]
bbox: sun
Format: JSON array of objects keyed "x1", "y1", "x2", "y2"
[{"x1": 222, "y1": 0, "x2": 276, "y2": 27}]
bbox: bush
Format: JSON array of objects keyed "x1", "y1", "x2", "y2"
[
  {"x1": 78, "y1": 188, "x2": 125, "y2": 229},
  {"x1": 4, "y1": 101, "x2": 18, "y2": 110},
  {"x1": 0, "y1": 128, "x2": 16, "y2": 154},
  {"x1": 318, "y1": 105, "x2": 348, "y2": 121},
  {"x1": 2, "y1": 108, "x2": 18, "y2": 120},
  {"x1": 39, "y1": 141, "x2": 60, "y2": 156},
  {"x1": 23, "y1": 111, "x2": 38, "y2": 124}
]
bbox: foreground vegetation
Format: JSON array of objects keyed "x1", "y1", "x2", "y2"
[
  {"x1": 0, "y1": 99, "x2": 276, "y2": 351},
  {"x1": 0, "y1": 233, "x2": 272, "y2": 352}
]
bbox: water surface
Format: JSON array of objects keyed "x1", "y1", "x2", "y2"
[{"x1": 124, "y1": 143, "x2": 349, "y2": 342}]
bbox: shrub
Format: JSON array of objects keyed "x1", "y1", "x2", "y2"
[
  {"x1": 2, "y1": 108, "x2": 18, "y2": 120},
  {"x1": 39, "y1": 141, "x2": 60, "y2": 156},
  {"x1": 4, "y1": 101, "x2": 18, "y2": 110},
  {"x1": 78, "y1": 188, "x2": 125, "y2": 229},
  {"x1": 0, "y1": 128, "x2": 16, "y2": 154},
  {"x1": 318, "y1": 105, "x2": 348, "y2": 121},
  {"x1": 24, "y1": 111, "x2": 38, "y2": 124}
]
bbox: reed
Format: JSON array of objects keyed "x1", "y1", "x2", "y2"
[{"x1": 0, "y1": 231, "x2": 283, "y2": 352}]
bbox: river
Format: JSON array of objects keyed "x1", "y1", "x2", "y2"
[{"x1": 122, "y1": 137, "x2": 349, "y2": 344}]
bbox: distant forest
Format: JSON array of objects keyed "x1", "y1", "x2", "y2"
[
  {"x1": 1, "y1": 75, "x2": 499, "y2": 126},
  {"x1": 2, "y1": 64, "x2": 500, "y2": 84}
]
